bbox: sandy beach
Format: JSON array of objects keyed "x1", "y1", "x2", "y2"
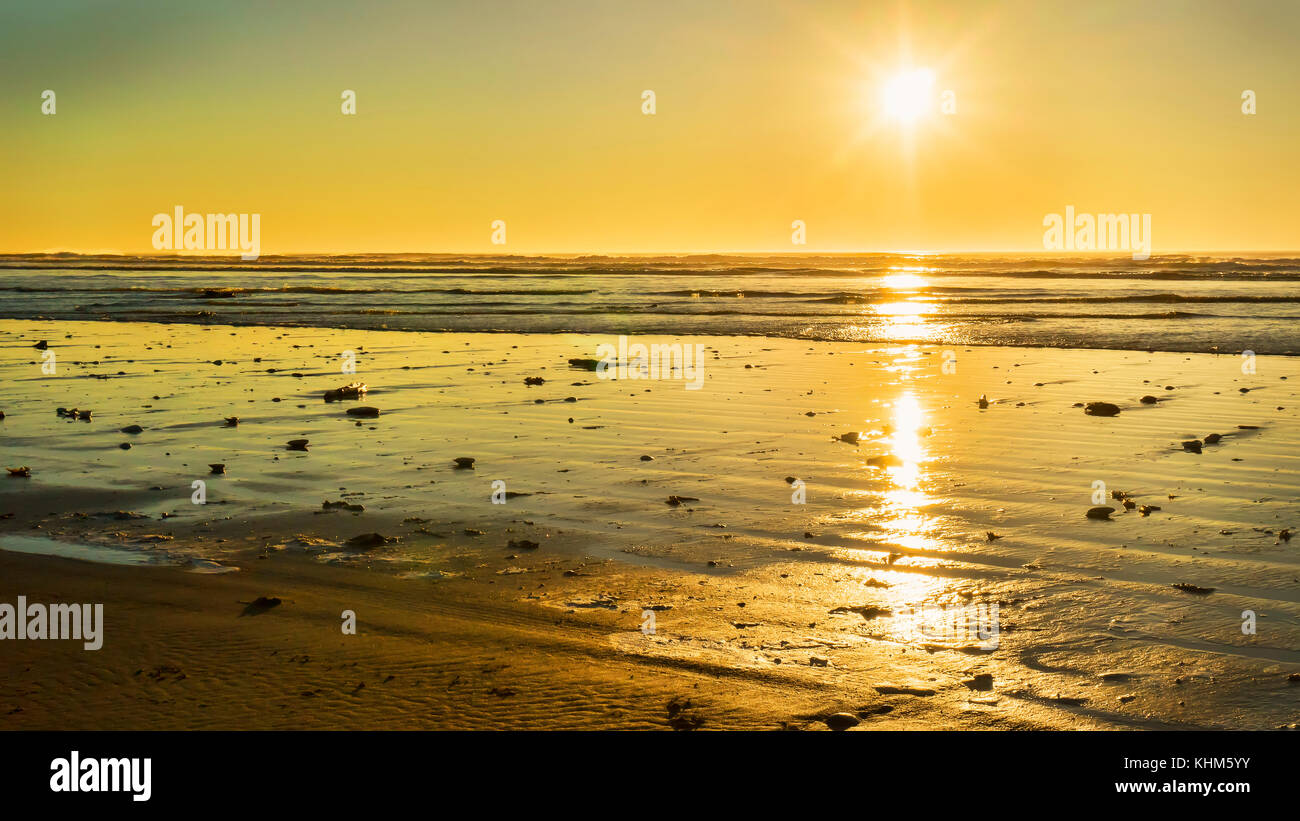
[{"x1": 1, "y1": 318, "x2": 1296, "y2": 730}]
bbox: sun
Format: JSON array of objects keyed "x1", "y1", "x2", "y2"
[{"x1": 881, "y1": 68, "x2": 936, "y2": 124}]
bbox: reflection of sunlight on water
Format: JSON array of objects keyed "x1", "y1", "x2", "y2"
[{"x1": 882, "y1": 272, "x2": 928, "y2": 289}]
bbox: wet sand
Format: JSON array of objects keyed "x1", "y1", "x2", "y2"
[{"x1": 1, "y1": 319, "x2": 1297, "y2": 730}]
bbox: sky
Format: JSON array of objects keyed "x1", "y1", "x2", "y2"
[{"x1": 1, "y1": 0, "x2": 1297, "y2": 254}]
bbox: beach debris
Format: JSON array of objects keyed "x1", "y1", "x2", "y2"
[
  {"x1": 866, "y1": 453, "x2": 903, "y2": 468},
  {"x1": 209, "y1": 463, "x2": 225, "y2": 474},
  {"x1": 666, "y1": 495, "x2": 700, "y2": 507},
  {"x1": 986, "y1": 531, "x2": 1002, "y2": 541},
  {"x1": 286, "y1": 438, "x2": 310, "y2": 451},
  {"x1": 1110, "y1": 490, "x2": 1129, "y2": 500},
  {"x1": 464, "y1": 528, "x2": 485, "y2": 536},
  {"x1": 1140, "y1": 395, "x2": 1158, "y2": 404},
  {"x1": 665, "y1": 697, "x2": 704, "y2": 731},
  {"x1": 830, "y1": 605, "x2": 891, "y2": 620},
  {"x1": 1280, "y1": 529, "x2": 1292, "y2": 542},
  {"x1": 962, "y1": 673, "x2": 995, "y2": 691},
  {"x1": 1086, "y1": 506, "x2": 1115, "y2": 520},
  {"x1": 1084, "y1": 401, "x2": 1121, "y2": 417},
  {"x1": 507, "y1": 539, "x2": 540, "y2": 550},
  {"x1": 1203, "y1": 433, "x2": 1222, "y2": 444},
  {"x1": 523, "y1": 376, "x2": 545, "y2": 386},
  {"x1": 824, "y1": 712, "x2": 860, "y2": 731},
  {"x1": 242, "y1": 596, "x2": 282, "y2": 615},
  {"x1": 1171, "y1": 583, "x2": 1215, "y2": 595},
  {"x1": 453, "y1": 456, "x2": 475, "y2": 469},
  {"x1": 835, "y1": 431, "x2": 861, "y2": 445},
  {"x1": 323, "y1": 382, "x2": 367, "y2": 402},
  {"x1": 7, "y1": 466, "x2": 32, "y2": 478},
  {"x1": 345, "y1": 406, "x2": 380, "y2": 418},
  {"x1": 1138, "y1": 504, "x2": 1160, "y2": 516},
  {"x1": 120, "y1": 424, "x2": 144, "y2": 434},
  {"x1": 343, "y1": 533, "x2": 392, "y2": 550},
  {"x1": 1181, "y1": 439, "x2": 1203, "y2": 453},
  {"x1": 567, "y1": 358, "x2": 601, "y2": 372},
  {"x1": 323, "y1": 500, "x2": 364, "y2": 512},
  {"x1": 223, "y1": 416, "x2": 239, "y2": 426}
]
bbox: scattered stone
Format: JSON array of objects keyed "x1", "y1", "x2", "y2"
[
  {"x1": 665, "y1": 495, "x2": 700, "y2": 506},
  {"x1": 1182, "y1": 440, "x2": 1202, "y2": 453},
  {"x1": 836, "y1": 431, "x2": 861, "y2": 445},
  {"x1": 830, "y1": 605, "x2": 891, "y2": 620},
  {"x1": 640, "y1": 455, "x2": 654, "y2": 461},
  {"x1": 118, "y1": 442, "x2": 132, "y2": 450},
  {"x1": 287, "y1": 438, "x2": 310, "y2": 451},
  {"x1": 986, "y1": 531, "x2": 1002, "y2": 541},
  {"x1": 323, "y1": 500, "x2": 364, "y2": 512},
  {"x1": 243, "y1": 596, "x2": 282, "y2": 614},
  {"x1": 1086, "y1": 506, "x2": 1115, "y2": 520},
  {"x1": 567, "y1": 358, "x2": 601, "y2": 372},
  {"x1": 1138, "y1": 504, "x2": 1160, "y2": 516},
  {"x1": 507, "y1": 539, "x2": 539, "y2": 550},
  {"x1": 1171, "y1": 583, "x2": 1215, "y2": 595},
  {"x1": 324, "y1": 383, "x2": 367, "y2": 402},
  {"x1": 120, "y1": 424, "x2": 144, "y2": 434},
  {"x1": 523, "y1": 376, "x2": 545, "y2": 386},
  {"x1": 825, "y1": 712, "x2": 859, "y2": 731},
  {"x1": 346, "y1": 406, "x2": 380, "y2": 418},
  {"x1": 1203, "y1": 433, "x2": 1222, "y2": 444},
  {"x1": 343, "y1": 533, "x2": 392, "y2": 550},
  {"x1": 977, "y1": 395, "x2": 989, "y2": 409},
  {"x1": 209, "y1": 464, "x2": 225, "y2": 474},
  {"x1": 7, "y1": 466, "x2": 32, "y2": 478},
  {"x1": 962, "y1": 673, "x2": 994, "y2": 691},
  {"x1": 223, "y1": 416, "x2": 239, "y2": 427},
  {"x1": 1140, "y1": 395, "x2": 1158, "y2": 404},
  {"x1": 453, "y1": 457, "x2": 475, "y2": 469},
  {"x1": 1084, "y1": 402, "x2": 1121, "y2": 417}
]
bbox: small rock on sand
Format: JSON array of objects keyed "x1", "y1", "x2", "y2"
[
  {"x1": 1172, "y1": 583, "x2": 1215, "y2": 595},
  {"x1": 1086, "y1": 506, "x2": 1115, "y2": 520},
  {"x1": 343, "y1": 533, "x2": 392, "y2": 550},
  {"x1": 209, "y1": 463, "x2": 225, "y2": 474},
  {"x1": 825, "y1": 712, "x2": 859, "y2": 731},
  {"x1": 1140, "y1": 395, "x2": 1158, "y2": 404},
  {"x1": 346, "y1": 406, "x2": 380, "y2": 418},
  {"x1": 287, "y1": 439, "x2": 310, "y2": 451},
  {"x1": 453, "y1": 457, "x2": 475, "y2": 469},
  {"x1": 1084, "y1": 401, "x2": 1121, "y2": 416},
  {"x1": 120, "y1": 424, "x2": 144, "y2": 434},
  {"x1": 323, "y1": 383, "x2": 367, "y2": 402}
]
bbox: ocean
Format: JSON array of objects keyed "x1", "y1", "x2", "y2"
[{"x1": 2, "y1": 253, "x2": 1297, "y2": 354}]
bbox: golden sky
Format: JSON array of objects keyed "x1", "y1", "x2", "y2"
[{"x1": 2, "y1": 0, "x2": 1297, "y2": 254}]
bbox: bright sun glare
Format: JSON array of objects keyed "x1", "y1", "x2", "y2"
[{"x1": 882, "y1": 68, "x2": 936, "y2": 124}]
